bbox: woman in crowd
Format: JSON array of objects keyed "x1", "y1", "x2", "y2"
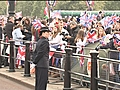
[
  {"x1": 49, "y1": 23, "x2": 63, "y2": 49},
  {"x1": 49, "y1": 23, "x2": 64, "y2": 78},
  {"x1": 22, "y1": 18, "x2": 32, "y2": 41},
  {"x1": 97, "y1": 27, "x2": 106, "y2": 39},
  {"x1": 74, "y1": 29, "x2": 87, "y2": 54}
]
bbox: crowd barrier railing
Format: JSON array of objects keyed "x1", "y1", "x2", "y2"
[{"x1": 0, "y1": 39, "x2": 120, "y2": 90}]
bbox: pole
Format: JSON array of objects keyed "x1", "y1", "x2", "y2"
[
  {"x1": 8, "y1": 0, "x2": 15, "y2": 17},
  {"x1": 90, "y1": 50, "x2": 99, "y2": 90},
  {"x1": 63, "y1": 48, "x2": 72, "y2": 90},
  {"x1": 9, "y1": 40, "x2": 15, "y2": 72},
  {"x1": 0, "y1": 39, "x2": 2, "y2": 68},
  {"x1": 24, "y1": 41, "x2": 31, "y2": 77}
]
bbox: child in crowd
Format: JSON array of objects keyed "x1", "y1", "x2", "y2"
[{"x1": 74, "y1": 29, "x2": 87, "y2": 54}]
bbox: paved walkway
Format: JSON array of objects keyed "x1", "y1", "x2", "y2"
[{"x1": 0, "y1": 66, "x2": 90, "y2": 90}]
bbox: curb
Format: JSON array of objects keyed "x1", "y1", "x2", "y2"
[{"x1": 0, "y1": 72, "x2": 34, "y2": 89}]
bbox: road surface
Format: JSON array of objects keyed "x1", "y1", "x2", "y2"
[{"x1": 0, "y1": 76, "x2": 33, "y2": 90}]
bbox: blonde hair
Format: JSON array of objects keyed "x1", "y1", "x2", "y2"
[
  {"x1": 74, "y1": 29, "x2": 85, "y2": 43},
  {"x1": 97, "y1": 27, "x2": 106, "y2": 38}
]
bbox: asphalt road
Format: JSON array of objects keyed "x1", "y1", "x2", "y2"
[{"x1": 0, "y1": 76, "x2": 33, "y2": 90}]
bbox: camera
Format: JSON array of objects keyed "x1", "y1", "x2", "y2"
[
  {"x1": 60, "y1": 32, "x2": 69, "y2": 42},
  {"x1": 60, "y1": 32, "x2": 68, "y2": 37}
]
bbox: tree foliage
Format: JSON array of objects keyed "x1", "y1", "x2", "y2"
[
  {"x1": 104, "y1": 1, "x2": 120, "y2": 10},
  {"x1": 0, "y1": 1, "x2": 119, "y2": 18}
]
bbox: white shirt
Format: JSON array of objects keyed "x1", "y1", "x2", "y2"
[
  {"x1": 76, "y1": 37, "x2": 87, "y2": 54},
  {"x1": 12, "y1": 28, "x2": 24, "y2": 45},
  {"x1": 49, "y1": 32, "x2": 63, "y2": 46}
]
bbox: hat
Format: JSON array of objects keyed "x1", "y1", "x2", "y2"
[{"x1": 40, "y1": 27, "x2": 51, "y2": 36}]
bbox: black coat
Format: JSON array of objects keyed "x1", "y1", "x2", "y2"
[
  {"x1": 33, "y1": 36, "x2": 49, "y2": 69},
  {"x1": 67, "y1": 25, "x2": 80, "y2": 53},
  {"x1": 0, "y1": 26, "x2": 2, "y2": 39},
  {"x1": 4, "y1": 21, "x2": 14, "y2": 39},
  {"x1": 23, "y1": 24, "x2": 32, "y2": 41},
  {"x1": 67, "y1": 25, "x2": 80, "y2": 45}
]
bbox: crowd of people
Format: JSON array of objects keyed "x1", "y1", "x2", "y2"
[{"x1": 0, "y1": 10, "x2": 120, "y2": 89}]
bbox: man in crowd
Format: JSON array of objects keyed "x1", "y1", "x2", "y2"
[{"x1": 2, "y1": 16, "x2": 15, "y2": 66}]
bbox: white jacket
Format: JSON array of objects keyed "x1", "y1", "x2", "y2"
[{"x1": 12, "y1": 28, "x2": 25, "y2": 46}]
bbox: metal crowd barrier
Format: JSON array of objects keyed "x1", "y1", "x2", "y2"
[
  {"x1": 49, "y1": 45, "x2": 120, "y2": 90},
  {"x1": 0, "y1": 39, "x2": 120, "y2": 90},
  {"x1": 0, "y1": 39, "x2": 32, "y2": 77}
]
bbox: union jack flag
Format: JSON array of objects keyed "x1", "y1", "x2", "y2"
[
  {"x1": 87, "y1": 29, "x2": 97, "y2": 43},
  {"x1": 113, "y1": 34, "x2": 120, "y2": 46},
  {"x1": 114, "y1": 38, "x2": 120, "y2": 46},
  {"x1": 32, "y1": 20, "x2": 42, "y2": 29}
]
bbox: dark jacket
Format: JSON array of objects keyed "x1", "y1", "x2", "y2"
[
  {"x1": 0, "y1": 26, "x2": 2, "y2": 39},
  {"x1": 67, "y1": 25, "x2": 80, "y2": 45},
  {"x1": 4, "y1": 21, "x2": 14, "y2": 39},
  {"x1": 99, "y1": 39, "x2": 117, "y2": 50},
  {"x1": 33, "y1": 36, "x2": 49, "y2": 69},
  {"x1": 67, "y1": 25, "x2": 80, "y2": 53},
  {"x1": 99, "y1": 39, "x2": 119, "y2": 73},
  {"x1": 23, "y1": 24, "x2": 32, "y2": 41}
]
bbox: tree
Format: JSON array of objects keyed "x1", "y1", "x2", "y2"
[
  {"x1": 104, "y1": 1, "x2": 120, "y2": 10},
  {"x1": 15, "y1": 1, "x2": 34, "y2": 17},
  {"x1": 0, "y1": 1, "x2": 120, "y2": 17},
  {"x1": 31, "y1": 1, "x2": 46, "y2": 18},
  {"x1": 0, "y1": 1, "x2": 7, "y2": 15}
]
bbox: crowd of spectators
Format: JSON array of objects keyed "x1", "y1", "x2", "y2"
[{"x1": 0, "y1": 11, "x2": 119, "y2": 86}]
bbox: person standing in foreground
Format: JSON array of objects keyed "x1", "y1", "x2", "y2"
[{"x1": 33, "y1": 27, "x2": 51, "y2": 90}]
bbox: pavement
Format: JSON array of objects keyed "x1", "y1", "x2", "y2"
[{"x1": 0, "y1": 66, "x2": 90, "y2": 90}]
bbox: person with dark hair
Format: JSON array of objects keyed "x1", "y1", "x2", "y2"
[
  {"x1": 2, "y1": 16, "x2": 15, "y2": 66},
  {"x1": 22, "y1": 18, "x2": 32, "y2": 41},
  {"x1": 14, "y1": 17, "x2": 22, "y2": 25},
  {"x1": 0, "y1": 22, "x2": 2, "y2": 40},
  {"x1": 4, "y1": 16, "x2": 15, "y2": 40},
  {"x1": 105, "y1": 27, "x2": 112, "y2": 34},
  {"x1": 32, "y1": 27, "x2": 51, "y2": 90},
  {"x1": 66, "y1": 21, "x2": 80, "y2": 53}
]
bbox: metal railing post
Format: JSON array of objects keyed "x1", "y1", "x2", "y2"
[
  {"x1": 0, "y1": 39, "x2": 2, "y2": 68},
  {"x1": 90, "y1": 50, "x2": 99, "y2": 90},
  {"x1": 24, "y1": 41, "x2": 31, "y2": 77},
  {"x1": 63, "y1": 48, "x2": 72, "y2": 90},
  {"x1": 9, "y1": 40, "x2": 15, "y2": 72}
]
